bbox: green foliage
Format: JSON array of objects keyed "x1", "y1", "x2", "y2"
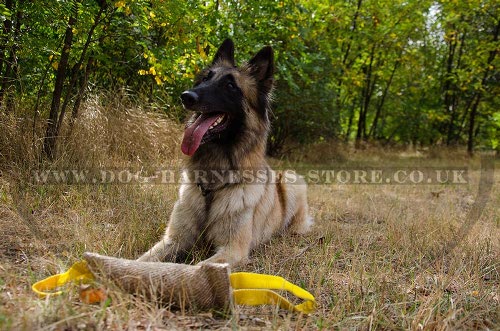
[{"x1": 0, "y1": 0, "x2": 498, "y2": 154}]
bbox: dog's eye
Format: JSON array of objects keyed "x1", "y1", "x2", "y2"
[
  {"x1": 227, "y1": 82, "x2": 235, "y2": 89},
  {"x1": 201, "y1": 71, "x2": 213, "y2": 82}
]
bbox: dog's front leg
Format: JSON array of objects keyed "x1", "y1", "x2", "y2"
[
  {"x1": 138, "y1": 199, "x2": 201, "y2": 262},
  {"x1": 137, "y1": 236, "x2": 180, "y2": 262},
  {"x1": 200, "y1": 215, "x2": 253, "y2": 266}
]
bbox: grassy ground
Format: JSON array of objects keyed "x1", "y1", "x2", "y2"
[{"x1": 0, "y1": 98, "x2": 498, "y2": 330}]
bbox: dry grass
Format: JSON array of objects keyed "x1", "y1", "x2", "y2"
[{"x1": 0, "y1": 97, "x2": 498, "y2": 330}]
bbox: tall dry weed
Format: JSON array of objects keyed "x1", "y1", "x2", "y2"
[{"x1": 0, "y1": 91, "x2": 182, "y2": 174}]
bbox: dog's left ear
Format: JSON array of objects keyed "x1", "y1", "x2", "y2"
[
  {"x1": 212, "y1": 39, "x2": 235, "y2": 66},
  {"x1": 249, "y1": 46, "x2": 274, "y2": 93}
]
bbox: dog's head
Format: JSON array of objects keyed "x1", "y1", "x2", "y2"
[{"x1": 180, "y1": 39, "x2": 274, "y2": 157}]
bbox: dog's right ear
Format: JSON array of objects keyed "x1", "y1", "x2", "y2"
[
  {"x1": 248, "y1": 46, "x2": 274, "y2": 95},
  {"x1": 212, "y1": 39, "x2": 235, "y2": 66}
]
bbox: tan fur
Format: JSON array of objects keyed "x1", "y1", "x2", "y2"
[
  {"x1": 138, "y1": 166, "x2": 313, "y2": 266},
  {"x1": 138, "y1": 43, "x2": 313, "y2": 267}
]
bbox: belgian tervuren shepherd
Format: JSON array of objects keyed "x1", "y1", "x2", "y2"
[{"x1": 138, "y1": 39, "x2": 313, "y2": 266}]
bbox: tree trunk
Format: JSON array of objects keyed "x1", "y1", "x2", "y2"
[
  {"x1": 32, "y1": 59, "x2": 54, "y2": 146},
  {"x1": 345, "y1": 101, "x2": 356, "y2": 142},
  {"x1": 0, "y1": 0, "x2": 19, "y2": 111},
  {"x1": 42, "y1": 1, "x2": 79, "y2": 159},
  {"x1": 56, "y1": 4, "x2": 105, "y2": 137},
  {"x1": 355, "y1": 44, "x2": 376, "y2": 148},
  {"x1": 467, "y1": 20, "x2": 499, "y2": 155},
  {"x1": 467, "y1": 95, "x2": 480, "y2": 156},
  {"x1": 0, "y1": 0, "x2": 14, "y2": 106},
  {"x1": 4, "y1": 8, "x2": 22, "y2": 112},
  {"x1": 69, "y1": 56, "x2": 94, "y2": 133},
  {"x1": 444, "y1": 27, "x2": 466, "y2": 146},
  {"x1": 336, "y1": 0, "x2": 362, "y2": 141},
  {"x1": 443, "y1": 27, "x2": 457, "y2": 145},
  {"x1": 369, "y1": 58, "x2": 399, "y2": 138}
]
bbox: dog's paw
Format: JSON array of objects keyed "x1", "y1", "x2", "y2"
[
  {"x1": 291, "y1": 215, "x2": 314, "y2": 234},
  {"x1": 137, "y1": 253, "x2": 162, "y2": 262},
  {"x1": 199, "y1": 252, "x2": 249, "y2": 267}
]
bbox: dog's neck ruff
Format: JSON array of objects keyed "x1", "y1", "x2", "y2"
[{"x1": 196, "y1": 182, "x2": 231, "y2": 196}]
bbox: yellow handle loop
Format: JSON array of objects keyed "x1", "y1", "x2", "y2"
[
  {"x1": 31, "y1": 262, "x2": 316, "y2": 313},
  {"x1": 230, "y1": 272, "x2": 316, "y2": 313},
  {"x1": 31, "y1": 261, "x2": 94, "y2": 297}
]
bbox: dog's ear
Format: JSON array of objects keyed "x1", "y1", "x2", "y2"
[
  {"x1": 248, "y1": 46, "x2": 274, "y2": 93},
  {"x1": 212, "y1": 39, "x2": 235, "y2": 66}
]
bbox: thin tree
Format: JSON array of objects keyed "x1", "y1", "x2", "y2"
[
  {"x1": 467, "y1": 19, "x2": 499, "y2": 155},
  {"x1": 43, "y1": 0, "x2": 80, "y2": 159}
]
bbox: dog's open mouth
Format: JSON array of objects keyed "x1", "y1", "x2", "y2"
[{"x1": 181, "y1": 112, "x2": 228, "y2": 156}]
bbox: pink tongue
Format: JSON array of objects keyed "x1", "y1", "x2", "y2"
[{"x1": 181, "y1": 113, "x2": 223, "y2": 156}]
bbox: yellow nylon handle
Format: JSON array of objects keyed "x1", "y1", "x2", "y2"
[
  {"x1": 230, "y1": 272, "x2": 316, "y2": 313},
  {"x1": 31, "y1": 261, "x2": 94, "y2": 297},
  {"x1": 233, "y1": 289, "x2": 296, "y2": 310}
]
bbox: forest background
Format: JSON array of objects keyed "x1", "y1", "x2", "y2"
[{"x1": 0, "y1": 0, "x2": 498, "y2": 158}]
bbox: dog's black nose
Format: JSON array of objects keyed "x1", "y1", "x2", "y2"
[{"x1": 180, "y1": 91, "x2": 199, "y2": 108}]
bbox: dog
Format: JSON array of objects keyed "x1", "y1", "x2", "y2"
[{"x1": 138, "y1": 39, "x2": 313, "y2": 266}]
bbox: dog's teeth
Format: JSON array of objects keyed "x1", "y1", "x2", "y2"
[{"x1": 209, "y1": 115, "x2": 224, "y2": 131}]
